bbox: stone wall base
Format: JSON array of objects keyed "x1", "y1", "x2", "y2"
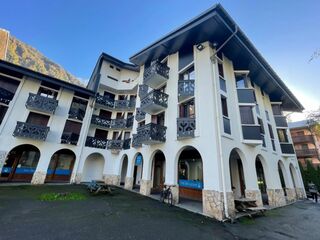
[
  {"x1": 295, "y1": 187, "x2": 305, "y2": 199},
  {"x1": 285, "y1": 188, "x2": 297, "y2": 203},
  {"x1": 203, "y1": 190, "x2": 225, "y2": 220},
  {"x1": 31, "y1": 171, "x2": 46, "y2": 185},
  {"x1": 267, "y1": 188, "x2": 286, "y2": 207},
  {"x1": 124, "y1": 177, "x2": 133, "y2": 190},
  {"x1": 104, "y1": 174, "x2": 120, "y2": 186},
  {"x1": 140, "y1": 179, "x2": 152, "y2": 196},
  {"x1": 245, "y1": 189, "x2": 263, "y2": 207}
]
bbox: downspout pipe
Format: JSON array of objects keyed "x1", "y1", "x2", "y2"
[{"x1": 211, "y1": 25, "x2": 238, "y2": 220}]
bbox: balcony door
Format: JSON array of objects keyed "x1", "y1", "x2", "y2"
[{"x1": 26, "y1": 112, "x2": 49, "y2": 126}]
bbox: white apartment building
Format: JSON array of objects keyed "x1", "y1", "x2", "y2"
[{"x1": 0, "y1": 4, "x2": 305, "y2": 220}]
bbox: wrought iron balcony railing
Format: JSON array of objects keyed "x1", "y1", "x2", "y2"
[
  {"x1": 61, "y1": 132, "x2": 80, "y2": 145},
  {"x1": 140, "y1": 90, "x2": 168, "y2": 115},
  {"x1": 25, "y1": 93, "x2": 58, "y2": 114},
  {"x1": 91, "y1": 115, "x2": 133, "y2": 129},
  {"x1": 274, "y1": 116, "x2": 288, "y2": 128},
  {"x1": 85, "y1": 136, "x2": 107, "y2": 149},
  {"x1": 132, "y1": 134, "x2": 142, "y2": 148},
  {"x1": 0, "y1": 87, "x2": 14, "y2": 105},
  {"x1": 178, "y1": 80, "x2": 195, "y2": 102},
  {"x1": 95, "y1": 94, "x2": 135, "y2": 110},
  {"x1": 13, "y1": 121, "x2": 49, "y2": 141},
  {"x1": 138, "y1": 84, "x2": 148, "y2": 99},
  {"x1": 91, "y1": 115, "x2": 111, "y2": 128},
  {"x1": 135, "y1": 108, "x2": 146, "y2": 122},
  {"x1": 106, "y1": 139, "x2": 131, "y2": 150},
  {"x1": 68, "y1": 108, "x2": 85, "y2": 121},
  {"x1": 137, "y1": 123, "x2": 167, "y2": 144},
  {"x1": 143, "y1": 61, "x2": 170, "y2": 89},
  {"x1": 177, "y1": 118, "x2": 195, "y2": 139}
]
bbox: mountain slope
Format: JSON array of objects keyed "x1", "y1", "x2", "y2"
[{"x1": 5, "y1": 35, "x2": 82, "y2": 85}]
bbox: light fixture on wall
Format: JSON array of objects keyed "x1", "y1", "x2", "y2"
[{"x1": 196, "y1": 43, "x2": 205, "y2": 51}]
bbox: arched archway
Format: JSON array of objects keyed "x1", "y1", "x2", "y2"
[
  {"x1": 0, "y1": 144, "x2": 40, "y2": 182},
  {"x1": 229, "y1": 148, "x2": 246, "y2": 198},
  {"x1": 120, "y1": 154, "x2": 128, "y2": 186},
  {"x1": 82, "y1": 153, "x2": 105, "y2": 182},
  {"x1": 177, "y1": 146, "x2": 203, "y2": 202},
  {"x1": 133, "y1": 153, "x2": 143, "y2": 190},
  {"x1": 278, "y1": 160, "x2": 288, "y2": 196},
  {"x1": 289, "y1": 163, "x2": 299, "y2": 188},
  {"x1": 46, "y1": 149, "x2": 75, "y2": 182},
  {"x1": 151, "y1": 150, "x2": 165, "y2": 193},
  {"x1": 256, "y1": 156, "x2": 269, "y2": 205}
]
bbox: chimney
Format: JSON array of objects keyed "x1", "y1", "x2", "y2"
[{"x1": 0, "y1": 28, "x2": 10, "y2": 60}]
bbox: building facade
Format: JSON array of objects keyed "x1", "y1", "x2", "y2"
[
  {"x1": 289, "y1": 120, "x2": 320, "y2": 167},
  {"x1": 0, "y1": 4, "x2": 306, "y2": 220}
]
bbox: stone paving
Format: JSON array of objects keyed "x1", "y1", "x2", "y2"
[{"x1": 0, "y1": 184, "x2": 319, "y2": 240}]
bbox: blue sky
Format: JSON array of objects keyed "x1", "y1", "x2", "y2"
[{"x1": 1, "y1": 0, "x2": 319, "y2": 120}]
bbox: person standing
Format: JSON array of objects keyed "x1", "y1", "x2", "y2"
[{"x1": 308, "y1": 182, "x2": 318, "y2": 203}]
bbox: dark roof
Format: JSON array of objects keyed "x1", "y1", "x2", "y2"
[
  {"x1": 0, "y1": 59, "x2": 94, "y2": 97},
  {"x1": 129, "y1": 4, "x2": 303, "y2": 112},
  {"x1": 87, "y1": 53, "x2": 139, "y2": 93}
]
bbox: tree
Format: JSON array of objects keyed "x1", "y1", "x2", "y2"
[{"x1": 306, "y1": 107, "x2": 320, "y2": 137}]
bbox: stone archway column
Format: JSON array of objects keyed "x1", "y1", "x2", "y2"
[
  {"x1": 31, "y1": 149, "x2": 52, "y2": 185},
  {"x1": 139, "y1": 152, "x2": 152, "y2": 196},
  {"x1": 243, "y1": 163, "x2": 264, "y2": 207}
]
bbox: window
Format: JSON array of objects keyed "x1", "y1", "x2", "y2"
[
  {"x1": 63, "y1": 120, "x2": 82, "y2": 135},
  {"x1": 152, "y1": 112, "x2": 165, "y2": 125},
  {"x1": 179, "y1": 99, "x2": 195, "y2": 118},
  {"x1": 220, "y1": 77, "x2": 227, "y2": 92},
  {"x1": 99, "y1": 110, "x2": 112, "y2": 119},
  {"x1": 221, "y1": 96, "x2": 228, "y2": 117},
  {"x1": 258, "y1": 118, "x2": 265, "y2": 147},
  {"x1": 271, "y1": 104, "x2": 282, "y2": 116},
  {"x1": 138, "y1": 121, "x2": 145, "y2": 127},
  {"x1": 124, "y1": 131, "x2": 131, "y2": 139},
  {"x1": 260, "y1": 88, "x2": 265, "y2": 96},
  {"x1": 256, "y1": 104, "x2": 260, "y2": 115},
  {"x1": 265, "y1": 110, "x2": 270, "y2": 121},
  {"x1": 116, "y1": 67, "x2": 121, "y2": 72},
  {"x1": 301, "y1": 144, "x2": 308, "y2": 150},
  {"x1": 112, "y1": 131, "x2": 122, "y2": 140},
  {"x1": 235, "y1": 75, "x2": 247, "y2": 88},
  {"x1": 239, "y1": 106, "x2": 254, "y2": 124},
  {"x1": 0, "y1": 105, "x2": 8, "y2": 125},
  {"x1": 218, "y1": 62, "x2": 224, "y2": 78},
  {"x1": 104, "y1": 92, "x2": 115, "y2": 100},
  {"x1": 26, "y1": 112, "x2": 49, "y2": 126},
  {"x1": 277, "y1": 129, "x2": 288, "y2": 143},
  {"x1": 268, "y1": 124, "x2": 276, "y2": 151},
  {"x1": 180, "y1": 66, "x2": 195, "y2": 80},
  {"x1": 107, "y1": 75, "x2": 118, "y2": 81},
  {"x1": 217, "y1": 51, "x2": 223, "y2": 61},
  {"x1": 38, "y1": 86, "x2": 58, "y2": 99},
  {"x1": 116, "y1": 112, "x2": 124, "y2": 119},
  {"x1": 95, "y1": 129, "x2": 108, "y2": 139},
  {"x1": 109, "y1": 65, "x2": 114, "y2": 69}
]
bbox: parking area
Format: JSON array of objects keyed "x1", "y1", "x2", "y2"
[{"x1": 0, "y1": 185, "x2": 319, "y2": 240}]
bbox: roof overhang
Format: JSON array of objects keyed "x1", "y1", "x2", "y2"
[{"x1": 129, "y1": 4, "x2": 304, "y2": 112}]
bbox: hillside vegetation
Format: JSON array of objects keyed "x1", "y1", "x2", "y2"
[{"x1": 6, "y1": 36, "x2": 82, "y2": 85}]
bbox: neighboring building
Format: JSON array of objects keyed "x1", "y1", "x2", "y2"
[
  {"x1": 289, "y1": 120, "x2": 320, "y2": 167},
  {"x1": 0, "y1": 4, "x2": 306, "y2": 221}
]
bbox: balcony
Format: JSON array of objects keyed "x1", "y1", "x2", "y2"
[
  {"x1": 292, "y1": 135, "x2": 314, "y2": 143},
  {"x1": 0, "y1": 87, "x2": 14, "y2": 105},
  {"x1": 135, "y1": 108, "x2": 146, "y2": 122},
  {"x1": 178, "y1": 80, "x2": 195, "y2": 102},
  {"x1": 237, "y1": 89, "x2": 256, "y2": 104},
  {"x1": 61, "y1": 132, "x2": 80, "y2": 145},
  {"x1": 296, "y1": 148, "x2": 318, "y2": 157},
  {"x1": 242, "y1": 125, "x2": 262, "y2": 145},
  {"x1": 91, "y1": 115, "x2": 133, "y2": 129},
  {"x1": 138, "y1": 84, "x2": 148, "y2": 99},
  {"x1": 137, "y1": 123, "x2": 167, "y2": 145},
  {"x1": 107, "y1": 138, "x2": 131, "y2": 150},
  {"x1": 140, "y1": 90, "x2": 168, "y2": 115},
  {"x1": 274, "y1": 116, "x2": 288, "y2": 128},
  {"x1": 177, "y1": 118, "x2": 195, "y2": 139},
  {"x1": 13, "y1": 121, "x2": 49, "y2": 141},
  {"x1": 95, "y1": 95, "x2": 136, "y2": 111},
  {"x1": 143, "y1": 61, "x2": 170, "y2": 89},
  {"x1": 132, "y1": 134, "x2": 142, "y2": 148},
  {"x1": 85, "y1": 136, "x2": 107, "y2": 149},
  {"x1": 25, "y1": 93, "x2": 58, "y2": 114},
  {"x1": 280, "y1": 143, "x2": 295, "y2": 155},
  {"x1": 69, "y1": 108, "x2": 85, "y2": 121}
]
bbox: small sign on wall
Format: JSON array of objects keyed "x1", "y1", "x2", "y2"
[{"x1": 135, "y1": 154, "x2": 142, "y2": 166}]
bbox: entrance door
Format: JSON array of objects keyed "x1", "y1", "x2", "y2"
[
  {"x1": 152, "y1": 159, "x2": 164, "y2": 193},
  {"x1": 46, "y1": 150, "x2": 75, "y2": 182},
  {"x1": 0, "y1": 145, "x2": 40, "y2": 182}
]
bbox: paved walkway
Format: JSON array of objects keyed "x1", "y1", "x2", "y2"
[{"x1": 0, "y1": 185, "x2": 319, "y2": 240}]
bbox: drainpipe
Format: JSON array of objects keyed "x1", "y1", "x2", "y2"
[{"x1": 211, "y1": 25, "x2": 238, "y2": 220}]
